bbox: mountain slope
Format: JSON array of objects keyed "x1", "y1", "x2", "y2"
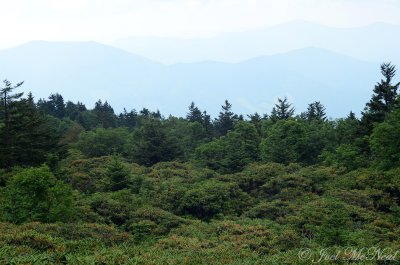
[
  {"x1": 0, "y1": 41, "x2": 164, "y2": 106},
  {"x1": 0, "y1": 42, "x2": 381, "y2": 117},
  {"x1": 113, "y1": 21, "x2": 400, "y2": 64}
]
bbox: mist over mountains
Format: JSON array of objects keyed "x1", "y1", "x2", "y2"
[
  {"x1": 114, "y1": 21, "x2": 400, "y2": 64},
  {"x1": 1, "y1": 21, "x2": 396, "y2": 118}
]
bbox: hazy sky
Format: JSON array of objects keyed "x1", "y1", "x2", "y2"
[{"x1": 1, "y1": 0, "x2": 400, "y2": 49}]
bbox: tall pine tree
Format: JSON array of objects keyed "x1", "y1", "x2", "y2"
[
  {"x1": 94, "y1": 100, "x2": 117, "y2": 128},
  {"x1": 270, "y1": 97, "x2": 295, "y2": 122},
  {"x1": 1, "y1": 88, "x2": 59, "y2": 167},
  {"x1": 186, "y1": 102, "x2": 203, "y2": 123},
  {"x1": 215, "y1": 100, "x2": 238, "y2": 136},
  {"x1": 362, "y1": 63, "x2": 400, "y2": 132},
  {"x1": 304, "y1": 101, "x2": 327, "y2": 122}
]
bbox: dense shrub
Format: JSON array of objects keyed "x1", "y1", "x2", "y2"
[
  {"x1": 0, "y1": 166, "x2": 74, "y2": 224},
  {"x1": 76, "y1": 127, "x2": 130, "y2": 157}
]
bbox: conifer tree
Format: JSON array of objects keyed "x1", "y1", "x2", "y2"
[
  {"x1": 362, "y1": 63, "x2": 400, "y2": 131},
  {"x1": 215, "y1": 100, "x2": 238, "y2": 136},
  {"x1": 202, "y1": 110, "x2": 214, "y2": 138},
  {"x1": 270, "y1": 97, "x2": 295, "y2": 122},
  {"x1": 305, "y1": 101, "x2": 327, "y2": 122},
  {"x1": 0, "y1": 80, "x2": 24, "y2": 143},
  {"x1": 187, "y1": 102, "x2": 203, "y2": 123},
  {"x1": 94, "y1": 100, "x2": 116, "y2": 128},
  {"x1": 0, "y1": 88, "x2": 58, "y2": 167},
  {"x1": 248, "y1": 112, "x2": 263, "y2": 134},
  {"x1": 118, "y1": 108, "x2": 137, "y2": 130},
  {"x1": 38, "y1": 93, "x2": 66, "y2": 118},
  {"x1": 65, "y1": 100, "x2": 87, "y2": 120},
  {"x1": 107, "y1": 155, "x2": 130, "y2": 191}
]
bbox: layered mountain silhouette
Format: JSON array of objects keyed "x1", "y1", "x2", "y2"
[
  {"x1": 114, "y1": 21, "x2": 400, "y2": 64},
  {"x1": 0, "y1": 39, "x2": 384, "y2": 117}
]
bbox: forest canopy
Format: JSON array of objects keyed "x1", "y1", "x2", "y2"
[{"x1": 0, "y1": 63, "x2": 400, "y2": 264}]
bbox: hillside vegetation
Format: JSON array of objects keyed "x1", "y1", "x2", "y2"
[{"x1": 0, "y1": 63, "x2": 400, "y2": 264}]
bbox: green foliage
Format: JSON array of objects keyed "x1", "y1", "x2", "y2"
[
  {"x1": 164, "y1": 117, "x2": 208, "y2": 160},
  {"x1": 1, "y1": 64, "x2": 400, "y2": 264},
  {"x1": 107, "y1": 155, "x2": 131, "y2": 191},
  {"x1": 179, "y1": 179, "x2": 251, "y2": 220},
  {"x1": 261, "y1": 119, "x2": 334, "y2": 165},
  {"x1": 129, "y1": 118, "x2": 181, "y2": 166},
  {"x1": 270, "y1": 97, "x2": 295, "y2": 122},
  {"x1": 60, "y1": 156, "x2": 144, "y2": 194},
  {"x1": 0, "y1": 93, "x2": 59, "y2": 168},
  {"x1": 304, "y1": 101, "x2": 327, "y2": 122},
  {"x1": 76, "y1": 127, "x2": 129, "y2": 157},
  {"x1": 94, "y1": 99, "x2": 117, "y2": 128},
  {"x1": 128, "y1": 206, "x2": 187, "y2": 238},
  {"x1": 195, "y1": 121, "x2": 259, "y2": 173},
  {"x1": 214, "y1": 100, "x2": 239, "y2": 136},
  {"x1": 1, "y1": 166, "x2": 74, "y2": 224},
  {"x1": 244, "y1": 200, "x2": 294, "y2": 220},
  {"x1": 260, "y1": 119, "x2": 306, "y2": 164},
  {"x1": 370, "y1": 109, "x2": 400, "y2": 168},
  {"x1": 362, "y1": 63, "x2": 400, "y2": 131},
  {"x1": 322, "y1": 143, "x2": 368, "y2": 170},
  {"x1": 37, "y1": 93, "x2": 66, "y2": 119}
]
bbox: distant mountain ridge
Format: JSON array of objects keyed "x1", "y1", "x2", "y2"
[
  {"x1": 113, "y1": 20, "x2": 400, "y2": 64},
  {"x1": 0, "y1": 41, "x2": 383, "y2": 118}
]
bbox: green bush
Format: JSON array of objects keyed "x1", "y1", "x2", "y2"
[
  {"x1": 1, "y1": 166, "x2": 74, "y2": 224},
  {"x1": 76, "y1": 127, "x2": 130, "y2": 157}
]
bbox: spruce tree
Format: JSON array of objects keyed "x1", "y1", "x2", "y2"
[
  {"x1": 187, "y1": 102, "x2": 203, "y2": 123},
  {"x1": 270, "y1": 97, "x2": 295, "y2": 122},
  {"x1": 0, "y1": 80, "x2": 24, "y2": 143},
  {"x1": 107, "y1": 155, "x2": 130, "y2": 191},
  {"x1": 305, "y1": 101, "x2": 327, "y2": 122},
  {"x1": 215, "y1": 100, "x2": 237, "y2": 136},
  {"x1": 38, "y1": 93, "x2": 66, "y2": 118},
  {"x1": 202, "y1": 110, "x2": 214, "y2": 138},
  {"x1": 247, "y1": 112, "x2": 263, "y2": 134},
  {"x1": 0, "y1": 80, "x2": 24, "y2": 167},
  {"x1": 362, "y1": 63, "x2": 400, "y2": 131},
  {"x1": 94, "y1": 100, "x2": 116, "y2": 128},
  {"x1": 0, "y1": 89, "x2": 59, "y2": 167},
  {"x1": 118, "y1": 108, "x2": 137, "y2": 130},
  {"x1": 65, "y1": 100, "x2": 87, "y2": 120}
]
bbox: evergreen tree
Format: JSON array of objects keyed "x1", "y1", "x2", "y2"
[
  {"x1": 139, "y1": 108, "x2": 150, "y2": 117},
  {"x1": 107, "y1": 155, "x2": 130, "y2": 191},
  {"x1": 202, "y1": 110, "x2": 214, "y2": 138},
  {"x1": 215, "y1": 100, "x2": 238, "y2": 136},
  {"x1": 130, "y1": 119, "x2": 180, "y2": 166},
  {"x1": 347, "y1": 111, "x2": 356, "y2": 120},
  {"x1": 260, "y1": 119, "x2": 306, "y2": 164},
  {"x1": 0, "y1": 93, "x2": 59, "y2": 167},
  {"x1": 304, "y1": 101, "x2": 327, "y2": 122},
  {"x1": 152, "y1": 109, "x2": 162, "y2": 119},
  {"x1": 195, "y1": 121, "x2": 260, "y2": 173},
  {"x1": 118, "y1": 108, "x2": 137, "y2": 130},
  {"x1": 270, "y1": 97, "x2": 295, "y2": 122},
  {"x1": 362, "y1": 63, "x2": 400, "y2": 131},
  {"x1": 0, "y1": 79, "x2": 24, "y2": 155},
  {"x1": 187, "y1": 102, "x2": 203, "y2": 123},
  {"x1": 94, "y1": 100, "x2": 116, "y2": 128},
  {"x1": 248, "y1": 112, "x2": 263, "y2": 135},
  {"x1": 65, "y1": 100, "x2": 87, "y2": 120},
  {"x1": 38, "y1": 93, "x2": 66, "y2": 118}
]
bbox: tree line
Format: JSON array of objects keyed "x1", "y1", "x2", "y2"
[{"x1": 1, "y1": 63, "x2": 399, "y2": 172}]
